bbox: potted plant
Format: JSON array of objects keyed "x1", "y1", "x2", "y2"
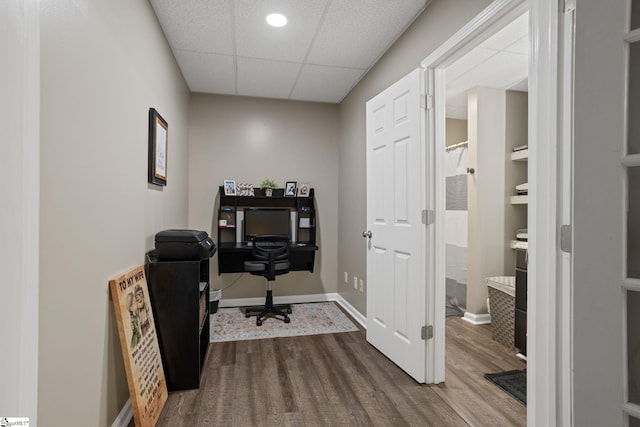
[{"x1": 260, "y1": 178, "x2": 278, "y2": 197}]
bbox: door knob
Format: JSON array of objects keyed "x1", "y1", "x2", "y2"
[{"x1": 362, "y1": 230, "x2": 372, "y2": 239}]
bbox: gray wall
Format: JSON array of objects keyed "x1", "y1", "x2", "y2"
[
  {"x1": 446, "y1": 118, "x2": 469, "y2": 147},
  {"x1": 503, "y1": 91, "x2": 528, "y2": 270},
  {"x1": 39, "y1": 0, "x2": 190, "y2": 425},
  {"x1": 337, "y1": 0, "x2": 493, "y2": 314},
  {"x1": 187, "y1": 94, "x2": 340, "y2": 299},
  {"x1": 573, "y1": 0, "x2": 625, "y2": 423}
]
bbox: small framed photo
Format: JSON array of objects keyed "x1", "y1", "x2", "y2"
[
  {"x1": 285, "y1": 181, "x2": 297, "y2": 197},
  {"x1": 148, "y1": 108, "x2": 168, "y2": 186},
  {"x1": 224, "y1": 180, "x2": 236, "y2": 196},
  {"x1": 297, "y1": 183, "x2": 310, "y2": 197}
]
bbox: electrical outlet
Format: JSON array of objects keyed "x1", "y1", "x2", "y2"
[
  {"x1": 359, "y1": 279, "x2": 364, "y2": 292},
  {"x1": 353, "y1": 276, "x2": 358, "y2": 289},
  {"x1": 344, "y1": 272, "x2": 348, "y2": 283}
]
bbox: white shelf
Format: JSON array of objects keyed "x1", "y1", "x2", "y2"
[
  {"x1": 511, "y1": 149, "x2": 529, "y2": 161},
  {"x1": 511, "y1": 195, "x2": 528, "y2": 205},
  {"x1": 511, "y1": 240, "x2": 529, "y2": 250}
]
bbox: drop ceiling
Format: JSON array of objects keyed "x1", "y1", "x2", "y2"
[
  {"x1": 446, "y1": 12, "x2": 529, "y2": 120},
  {"x1": 150, "y1": 0, "x2": 429, "y2": 104}
]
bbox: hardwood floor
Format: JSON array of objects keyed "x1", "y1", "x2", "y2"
[
  {"x1": 152, "y1": 309, "x2": 526, "y2": 426},
  {"x1": 437, "y1": 316, "x2": 527, "y2": 426}
]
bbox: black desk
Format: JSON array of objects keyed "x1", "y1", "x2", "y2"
[{"x1": 217, "y1": 242, "x2": 318, "y2": 274}]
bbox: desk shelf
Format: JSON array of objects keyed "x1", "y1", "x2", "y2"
[{"x1": 217, "y1": 187, "x2": 317, "y2": 274}]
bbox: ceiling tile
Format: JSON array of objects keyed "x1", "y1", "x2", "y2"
[
  {"x1": 447, "y1": 51, "x2": 528, "y2": 95},
  {"x1": 307, "y1": 0, "x2": 427, "y2": 69},
  {"x1": 174, "y1": 50, "x2": 236, "y2": 94},
  {"x1": 234, "y1": 0, "x2": 328, "y2": 63},
  {"x1": 446, "y1": 47, "x2": 496, "y2": 84},
  {"x1": 446, "y1": 91, "x2": 468, "y2": 110},
  {"x1": 504, "y1": 34, "x2": 529, "y2": 55},
  {"x1": 236, "y1": 57, "x2": 301, "y2": 99},
  {"x1": 509, "y1": 78, "x2": 529, "y2": 92},
  {"x1": 290, "y1": 65, "x2": 366, "y2": 103},
  {"x1": 150, "y1": 0, "x2": 233, "y2": 54},
  {"x1": 446, "y1": 105, "x2": 468, "y2": 121},
  {"x1": 444, "y1": 11, "x2": 529, "y2": 118},
  {"x1": 149, "y1": 0, "x2": 432, "y2": 102},
  {"x1": 480, "y1": 11, "x2": 528, "y2": 51}
]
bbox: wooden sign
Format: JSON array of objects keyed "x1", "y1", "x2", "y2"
[{"x1": 110, "y1": 266, "x2": 167, "y2": 426}]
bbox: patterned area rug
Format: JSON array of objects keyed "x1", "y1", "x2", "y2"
[{"x1": 210, "y1": 302, "x2": 359, "y2": 343}]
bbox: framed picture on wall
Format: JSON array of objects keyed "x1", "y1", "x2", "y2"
[
  {"x1": 148, "y1": 108, "x2": 168, "y2": 186},
  {"x1": 297, "y1": 183, "x2": 310, "y2": 197},
  {"x1": 224, "y1": 180, "x2": 237, "y2": 196},
  {"x1": 285, "y1": 181, "x2": 297, "y2": 197}
]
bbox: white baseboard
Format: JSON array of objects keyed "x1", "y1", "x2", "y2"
[
  {"x1": 115, "y1": 292, "x2": 367, "y2": 427},
  {"x1": 462, "y1": 311, "x2": 491, "y2": 325},
  {"x1": 111, "y1": 398, "x2": 132, "y2": 427},
  {"x1": 335, "y1": 294, "x2": 367, "y2": 329}
]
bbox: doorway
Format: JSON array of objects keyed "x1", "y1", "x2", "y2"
[
  {"x1": 363, "y1": 0, "x2": 569, "y2": 423},
  {"x1": 439, "y1": 10, "x2": 530, "y2": 424},
  {"x1": 421, "y1": 0, "x2": 572, "y2": 424}
]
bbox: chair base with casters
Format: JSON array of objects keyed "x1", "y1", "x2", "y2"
[
  {"x1": 244, "y1": 288, "x2": 292, "y2": 326},
  {"x1": 243, "y1": 235, "x2": 292, "y2": 326}
]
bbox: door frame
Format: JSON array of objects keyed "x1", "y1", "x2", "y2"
[
  {"x1": 420, "y1": 0, "x2": 569, "y2": 424},
  {"x1": 2, "y1": 0, "x2": 41, "y2": 421}
]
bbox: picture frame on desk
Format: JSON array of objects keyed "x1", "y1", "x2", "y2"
[
  {"x1": 297, "y1": 183, "x2": 310, "y2": 197},
  {"x1": 148, "y1": 108, "x2": 168, "y2": 186},
  {"x1": 285, "y1": 181, "x2": 297, "y2": 197},
  {"x1": 224, "y1": 180, "x2": 236, "y2": 196}
]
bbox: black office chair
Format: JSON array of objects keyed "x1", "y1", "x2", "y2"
[{"x1": 244, "y1": 235, "x2": 292, "y2": 326}]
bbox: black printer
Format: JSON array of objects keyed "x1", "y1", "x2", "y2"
[{"x1": 154, "y1": 229, "x2": 216, "y2": 260}]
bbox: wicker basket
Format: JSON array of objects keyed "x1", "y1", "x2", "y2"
[{"x1": 487, "y1": 284, "x2": 516, "y2": 350}]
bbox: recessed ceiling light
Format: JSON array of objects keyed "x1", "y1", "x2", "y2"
[{"x1": 266, "y1": 13, "x2": 287, "y2": 28}]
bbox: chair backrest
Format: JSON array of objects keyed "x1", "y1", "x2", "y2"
[{"x1": 251, "y1": 235, "x2": 290, "y2": 262}]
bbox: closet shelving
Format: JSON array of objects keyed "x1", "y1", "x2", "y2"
[
  {"x1": 511, "y1": 148, "x2": 529, "y2": 161},
  {"x1": 510, "y1": 195, "x2": 528, "y2": 205},
  {"x1": 510, "y1": 146, "x2": 528, "y2": 249}
]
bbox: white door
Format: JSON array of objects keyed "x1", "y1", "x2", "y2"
[{"x1": 365, "y1": 68, "x2": 427, "y2": 383}]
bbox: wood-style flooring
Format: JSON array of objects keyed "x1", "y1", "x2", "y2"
[{"x1": 150, "y1": 309, "x2": 526, "y2": 426}]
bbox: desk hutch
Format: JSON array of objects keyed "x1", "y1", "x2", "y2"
[{"x1": 217, "y1": 186, "x2": 318, "y2": 274}]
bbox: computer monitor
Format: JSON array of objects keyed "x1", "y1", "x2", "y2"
[{"x1": 243, "y1": 208, "x2": 292, "y2": 241}]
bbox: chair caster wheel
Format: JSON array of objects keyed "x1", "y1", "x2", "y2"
[
  {"x1": 245, "y1": 313, "x2": 251, "y2": 318},
  {"x1": 284, "y1": 316, "x2": 290, "y2": 323},
  {"x1": 257, "y1": 318, "x2": 263, "y2": 326},
  {"x1": 286, "y1": 308, "x2": 292, "y2": 314}
]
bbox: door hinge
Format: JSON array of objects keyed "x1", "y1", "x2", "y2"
[
  {"x1": 563, "y1": 0, "x2": 575, "y2": 13},
  {"x1": 421, "y1": 94, "x2": 433, "y2": 110},
  {"x1": 421, "y1": 325, "x2": 433, "y2": 340},
  {"x1": 560, "y1": 224, "x2": 572, "y2": 253},
  {"x1": 422, "y1": 209, "x2": 434, "y2": 225}
]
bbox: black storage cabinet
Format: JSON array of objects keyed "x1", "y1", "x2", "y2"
[
  {"x1": 146, "y1": 230, "x2": 215, "y2": 391},
  {"x1": 514, "y1": 249, "x2": 527, "y2": 355}
]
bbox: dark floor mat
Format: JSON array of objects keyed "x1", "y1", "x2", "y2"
[{"x1": 484, "y1": 369, "x2": 526, "y2": 405}]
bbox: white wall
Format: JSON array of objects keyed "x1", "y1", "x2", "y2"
[
  {"x1": 466, "y1": 87, "x2": 507, "y2": 315},
  {"x1": 337, "y1": 0, "x2": 493, "y2": 315},
  {"x1": 39, "y1": 0, "x2": 190, "y2": 425},
  {"x1": 0, "y1": 0, "x2": 40, "y2": 422},
  {"x1": 188, "y1": 94, "x2": 339, "y2": 299}
]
